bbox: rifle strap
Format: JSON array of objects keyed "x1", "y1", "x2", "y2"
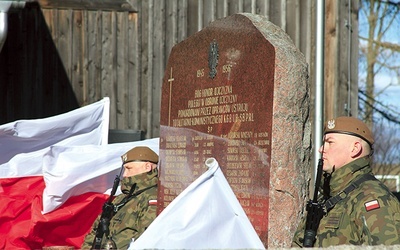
[
  {"x1": 324, "y1": 174, "x2": 377, "y2": 212},
  {"x1": 113, "y1": 184, "x2": 157, "y2": 213}
]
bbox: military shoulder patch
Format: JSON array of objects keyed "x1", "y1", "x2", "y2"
[
  {"x1": 364, "y1": 199, "x2": 380, "y2": 211},
  {"x1": 148, "y1": 199, "x2": 157, "y2": 206}
]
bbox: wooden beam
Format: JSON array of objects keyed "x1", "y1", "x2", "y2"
[{"x1": 37, "y1": 0, "x2": 138, "y2": 12}]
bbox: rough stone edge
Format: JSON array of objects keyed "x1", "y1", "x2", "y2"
[{"x1": 240, "y1": 13, "x2": 312, "y2": 248}]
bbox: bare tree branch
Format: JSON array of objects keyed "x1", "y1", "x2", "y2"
[
  {"x1": 360, "y1": 36, "x2": 400, "y2": 51},
  {"x1": 359, "y1": 90, "x2": 400, "y2": 124}
]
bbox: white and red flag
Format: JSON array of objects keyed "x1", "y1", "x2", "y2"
[
  {"x1": 0, "y1": 97, "x2": 159, "y2": 249},
  {"x1": 129, "y1": 157, "x2": 265, "y2": 249}
]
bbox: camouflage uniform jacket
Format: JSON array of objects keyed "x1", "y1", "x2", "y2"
[
  {"x1": 82, "y1": 169, "x2": 158, "y2": 249},
  {"x1": 292, "y1": 156, "x2": 400, "y2": 247}
]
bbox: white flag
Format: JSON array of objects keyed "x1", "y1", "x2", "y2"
[
  {"x1": 130, "y1": 157, "x2": 265, "y2": 250},
  {"x1": 42, "y1": 138, "x2": 160, "y2": 213},
  {"x1": 0, "y1": 97, "x2": 110, "y2": 177}
]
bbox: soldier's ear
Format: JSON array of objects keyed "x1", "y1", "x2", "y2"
[
  {"x1": 351, "y1": 141, "x2": 362, "y2": 158},
  {"x1": 145, "y1": 162, "x2": 153, "y2": 172}
]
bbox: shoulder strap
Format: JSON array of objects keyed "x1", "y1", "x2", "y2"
[
  {"x1": 113, "y1": 184, "x2": 157, "y2": 213},
  {"x1": 324, "y1": 174, "x2": 377, "y2": 212}
]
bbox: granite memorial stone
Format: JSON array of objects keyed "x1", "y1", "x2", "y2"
[{"x1": 158, "y1": 13, "x2": 311, "y2": 248}]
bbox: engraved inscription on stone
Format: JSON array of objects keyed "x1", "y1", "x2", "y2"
[
  {"x1": 159, "y1": 13, "x2": 310, "y2": 248},
  {"x1": 159, "y1": 18, "x2": 274, "y2": 244}
]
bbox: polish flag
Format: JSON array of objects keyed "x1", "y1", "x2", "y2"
[
  {"x1": 364, "y1": 200, "x2": 380, "y2": 212},
  {"x1": 0, "y1": 98, "x2": 159, "y2": 249},
  {"x1": 130, "y1": 158, "x2": 264, "y2": 249}
]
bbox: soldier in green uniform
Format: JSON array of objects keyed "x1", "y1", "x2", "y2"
[
  {"x1": 82, "y1": 146, "x2": 159, "y2": 249},
  {"x1": 293, "y1": 116, "x2": 400, "y2": 247}
]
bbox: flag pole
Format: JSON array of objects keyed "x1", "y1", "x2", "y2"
[{"x1": 314, "y1": 0, "x2": 325, "y2": 193}]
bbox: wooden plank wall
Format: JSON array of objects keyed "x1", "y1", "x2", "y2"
[
  {"x1": 0, "y1": 0, "x2": 358, "y2": 139},
  {"x1": 325, "y1": 0, "x2": 359, "y2": 119}
]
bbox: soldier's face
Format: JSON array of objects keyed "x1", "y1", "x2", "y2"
[
  {"x1": 123, "y1": 161, "x2": 150, "y2": 177},
  {"x1": 319, "y1": 133, "x2": 356, "y2": 173}
]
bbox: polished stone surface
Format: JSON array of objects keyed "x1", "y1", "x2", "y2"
[{"x1": 159, "y1": 13, "x2": 310, "y2": 248}]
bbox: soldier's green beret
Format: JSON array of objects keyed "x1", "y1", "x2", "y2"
[
  {"x1": 121, "y1": 146, "x2": 159, "y2": 164},
  {"x1": 324, "y1": 116, "x2": 374, "y2": 146}
]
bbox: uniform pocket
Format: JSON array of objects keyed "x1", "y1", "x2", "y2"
[{"x1": 325, "y1": 212, "x2": 343, "y2": 229}]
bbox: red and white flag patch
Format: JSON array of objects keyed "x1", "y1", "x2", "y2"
[
  {"x1": 149, "y1": 199, "x2": 157, "y2": 206},
  {"x1": 364, "y1": 200, "x2": 380, "y2": 211}
]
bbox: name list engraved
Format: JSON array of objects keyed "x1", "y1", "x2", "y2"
[
  {"x1": 220, "y1": 130, "x2": 270, "y2": 227},
  {"x1": 163, "y1": 135, "x2": 188, "y2": 207}
]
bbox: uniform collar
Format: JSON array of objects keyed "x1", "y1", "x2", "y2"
[
  {"x1": 328, "y1": 156, "x2": 372, "y2": 195},
  {"x1": 121, "y1": 168, "x2": 158, "y2": 194}
]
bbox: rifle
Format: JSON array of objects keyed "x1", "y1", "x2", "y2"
[
  {"x1": 302, "y1": 139, "x2": 326, "y2": 247},
  {"x1": 91, "y1": 174, "x2": 120, "y2": 249}
]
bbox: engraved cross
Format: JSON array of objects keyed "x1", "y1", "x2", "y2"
[{"x1": 168, "y1": 67, "x2": 174, "y2": 126}]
